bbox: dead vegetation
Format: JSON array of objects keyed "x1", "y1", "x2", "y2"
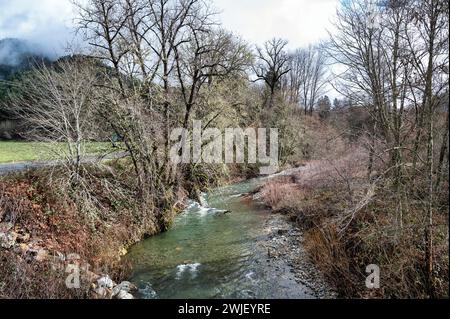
[
  {"x1": 0, "y1": 159, "x2": 177, "y2": 299},
  {"x1": 257, "y1": 132, "x2": 449, "y2": 298}
]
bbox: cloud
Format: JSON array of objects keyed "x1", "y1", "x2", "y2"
[
  {"x1": 0, "y1": 0, "x2": 339, "y2": 55},
  {"x1": 0, "y1": 0, "x2": 78, "y2": 56},
  {"x1": 0, "y1": 38, "x2": 48, "y2": 65}
]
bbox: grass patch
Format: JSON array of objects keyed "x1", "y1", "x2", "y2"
[{"x1": 0, "y1": 141, "x2": 114, "y2": 164}]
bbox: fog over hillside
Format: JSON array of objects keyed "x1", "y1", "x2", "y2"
[
  {"x1": 0, "y1": 38, "x2": 55, "y2": 66},
  {"x1": 0, "y1": 38, "x2": 56, "y2": 81}
]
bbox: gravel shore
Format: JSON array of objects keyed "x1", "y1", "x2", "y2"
[{"x1": 260, "y1": 213, "x2": 337, "y2": 299}]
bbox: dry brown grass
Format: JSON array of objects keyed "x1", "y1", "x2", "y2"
[{"x1": 0, "y1": 250, "x2": 91, "y2": 299}]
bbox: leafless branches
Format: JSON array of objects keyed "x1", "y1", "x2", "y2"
[
  {"x1": 9, "y1": 58, "x2": 98, "y2": 184},
  {"x1": 254, "y1": 38, "x2": 290, "y2": 108},
  {"x1": 327, "y1": 0, "x2": 449, "y2": 296},
  {"x1": 285, "y1": 46, "x2": 327, "y2": 115}
]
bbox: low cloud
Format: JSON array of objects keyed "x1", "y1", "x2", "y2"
[
  {"x1": 0, "y1": 0, "x2": 78, "y2": 57},
  {"x1": 0, "y1": 38, "x2": 53, "y2": 66}
]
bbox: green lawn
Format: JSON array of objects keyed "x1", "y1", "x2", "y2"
[{"x1": 0, "y1": 141, "x2": 115, "y2": 164}]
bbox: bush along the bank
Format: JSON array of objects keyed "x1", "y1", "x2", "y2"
[
  {"x1": 256, "y1": 150, "x2": 449, "y2": 298},
  {"x1": 0, "y1": 159, "x2": 189, "y2": 299}
]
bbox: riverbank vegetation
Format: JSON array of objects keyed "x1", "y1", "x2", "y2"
[
  {"x1": 0, "y1": 162, "x2": 152, "y2": 298},
  {"x1": 256, "y1": 0, "x2": 449, "y2": 298},
  {"x1": 0, "y1": 0, "x2": 448, "y2": 299}
]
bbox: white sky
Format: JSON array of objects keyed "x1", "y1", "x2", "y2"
[
  {"x1": 0, "y1": 0, "x2": 339, "y2": 53},
  {"x1": 214, "y1": 0, "x2": 339, "y2": 49}
]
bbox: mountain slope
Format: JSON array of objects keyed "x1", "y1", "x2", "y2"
[{"x1": 0, "y1": 38, "x2": 52, "y2": 80}]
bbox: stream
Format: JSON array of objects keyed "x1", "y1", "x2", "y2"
[{"x1": 125, "y1": 177, "x2": 319, "y2": 299}]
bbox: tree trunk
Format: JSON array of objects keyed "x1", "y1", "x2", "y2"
[{"x1": 435, "y1": 110, "x2": 449, "y2": 190}]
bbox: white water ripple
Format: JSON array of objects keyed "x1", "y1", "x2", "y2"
[{"x1": 175, "y1": 263, "x2": 202, "y2": 280}]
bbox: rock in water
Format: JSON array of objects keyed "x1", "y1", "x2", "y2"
[{"x1": 112, "y1": 281, "x2": 137, "y2": 296}]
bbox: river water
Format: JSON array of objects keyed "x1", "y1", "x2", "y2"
[{"x1": 126, "y1": 178, "x2": 316, "y2": 299}]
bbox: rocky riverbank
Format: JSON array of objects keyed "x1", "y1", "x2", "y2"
[
  {"x1": 258, "y1": 211, "x2": 337, "y2": 299},
  {"x1": 1, "y1": 165, "x2": 334, "y2": 299},
  {"x1": 0, "y1": 219, "x2": 138, "y2": 299},
  {"x1": 247, "y1": 165, "x2": 337, "y2": 299},
  {"x1": 0, "y1": 166, "x2": 175, "y2": 299}
]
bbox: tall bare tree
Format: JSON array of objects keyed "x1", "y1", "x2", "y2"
[
  {"x1": 9, "y1": 59, "x2": 98, "y2": 185},
  {"x1": 286, "y1": 46, "x2": 327, "y2": 115},
  {"x1": 254, "y1": 38, "x2": 290, "y2": 108},
  {"x1": 175, "y1": 28, "x2": 251, "y2": 130},
  {"x1": 327, "y1": 0, "x2": 449, "y2": 297},
  {"x1": 73, "y1": 0, "x2": 253, "y2": 217},
  {"x1": 405, "y1": 0, "x2": 449, "y2": 296}
]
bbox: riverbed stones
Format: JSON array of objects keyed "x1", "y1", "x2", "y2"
[
  {"x1": 0, "y1": 218, "x2": 137, "y2": 300},
  {"x1": 112, "y1": 281, "x2": 137, "y2": 295},
  {"x1": 262, "y1": 214, "x2": 338, "y2": 298},
  {"x1": 92, "y1": 279, "x2": 137, "y2": 299}
]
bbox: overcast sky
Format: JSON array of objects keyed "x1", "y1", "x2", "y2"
[
  {"x1": 0, "y1": 0, "x2": 77, "y2": 56},
  {"x1": 215, "y1": 0, "x2": 338, "y2": 49},
  {"x1": 0, "y1": 0, "x2": 339, "y2": 54}
]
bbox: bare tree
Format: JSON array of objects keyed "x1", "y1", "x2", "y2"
[
  {"x1": 73, "y1": 0, "x2": 252, "y2": 217},
  {"x1": 327, "y1": 0, "x2": 449, "y2": 297},
  {"x1": 254, "y1": 38, "x2": 290, "y2": 108},
  {"x1": 175, "y1": 28, "x2": 251, "y2": 130},
  {"x1": 405, "y1": 0, "x2": 449, "y2": 296},
  {"x1": 140, "y1": 0, "x2": 217, "y2": 171},
  {"x1": 327, "y1": 0, "x2": 413, "y2": 187},
  {"x1": 290, "y1": 46, "x2": 327, "y2": 115},
  {"x1": 75, "y1": 0, "x2": 130, "y2": 91},
  {"x1": 9, "y1": 59, "x2": 98, "y2": 185}
]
